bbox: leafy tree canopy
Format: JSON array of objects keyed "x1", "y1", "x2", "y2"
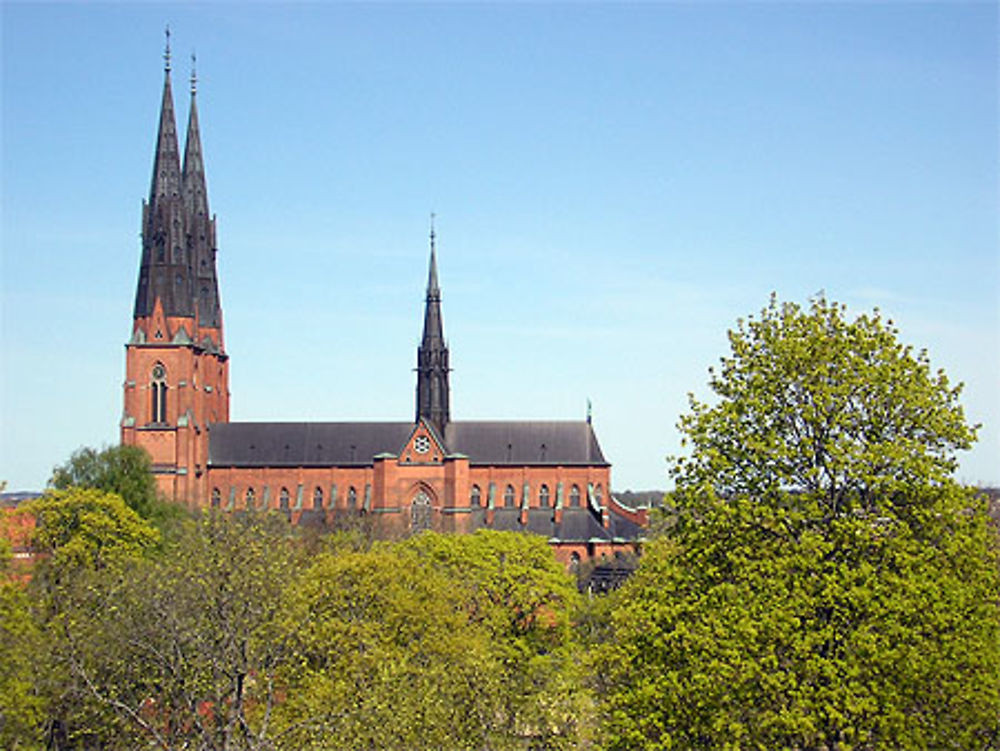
[
  {"x1": 50, "y1": 444, "x2": 180, "y2": 528},
  {"x1": 597, "y1": 295, "x2": 1000, "y2": 750},
  {"x1": 26, "y1": 487, "x2": 159, "y2": 572},
  {"x1": 672, "y1": 295, "x2": 976, "y2": 517}
]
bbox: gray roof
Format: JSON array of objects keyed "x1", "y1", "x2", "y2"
[
  {"x1": 208, "y1": 420, "x2": 608, "y2": 467},
  {"x1": 470, "y1": 507, "x2": 642, "y2": 543}
]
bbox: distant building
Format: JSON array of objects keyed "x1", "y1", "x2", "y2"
[{"x1": 120, "y1": 45, "x2": 645, "y2": 564}]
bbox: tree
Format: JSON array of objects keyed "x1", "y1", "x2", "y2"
[
  {"x1": 672, "y1": 295, "x2": 977, "y2": 516},
  {"x1": 50, "y1": 445, "x2": 180, "y2": 528},
  {"x1": 30, "y1": 511, "x2": 301, "y2": 751},
  {"x1": 596, "y1": 296, "x2": 1000, "y2": 750},
  {"x1": 26, "y1": 488, "x2": 160, "y2": 574},
  {"x1": 402, "y1": 531, "x2": 590, "y2": 748}
]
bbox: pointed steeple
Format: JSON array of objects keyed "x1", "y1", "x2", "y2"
[
  {"x1": 416, "y1": 216, "x2": 450, "y2": 434},
  {"x1": 133, "y1": 29, "x2": 193, "y2": 321},
  {"x1": 182, "y1": 52, "x2": 222, "y2": 329}
]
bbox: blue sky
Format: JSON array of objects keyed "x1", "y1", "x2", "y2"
[{"x1": 2, "y1": 2, "x2": 997, "y2": 492}]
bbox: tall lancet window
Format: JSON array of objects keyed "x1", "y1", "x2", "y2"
[{"x1": 150, "y1": 363, "x2": 168, "y2": 423}]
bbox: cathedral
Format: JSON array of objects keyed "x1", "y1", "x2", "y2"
[{"x1": 120, "y1": 46, "x2": 645, "y2": 564}]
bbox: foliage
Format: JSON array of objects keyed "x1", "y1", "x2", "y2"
[
  {"x1": 21, "y1": 511, "x2": 301, "y2": 750},
  {"x1": 274, "y1": 544, "x2": 497, "y2": 749},
  {"x1": 673, "y1": 295, "x2": 977, "y2": 516},
  {"x1": 596, "y1": 296, "x2": 1000, "y2": 750},
  {"x1": 26, "y1": 488, "x2": 159, "y2": 573},
  {"x1": 0, "y1": 580, "x2": 46, "y2": 749},
  {"x1": 49, "y1": 444, "x2": 182, "y2": 530},
  {"x1": 4, "y1": 511, "x2": 594, "y2": 749},
  {"x1": 402, "y1": 531, "x2": 590, "y2": 748}
]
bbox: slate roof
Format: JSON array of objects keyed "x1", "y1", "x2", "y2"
[
  {"x1": 471, "y1": 507, "x2": 643, "y2": 544},
  {"x1": 208, "y1": 420, "x2": 608, "y2": 467}
]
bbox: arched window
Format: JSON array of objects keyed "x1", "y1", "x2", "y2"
[
  {"x1": 245, "y1": 487, "x2": 255, "y2": 510},
  {"x1": 211, "y1": 488, "x2": 221, "y2": 508},
  {"x1": 313, "y1": 486, "x2": 323, "y2": 510},
  {"x1": 570, "y1": 484, "x2": 581, "y2": 507},
  {"x1": 470, "y1": 485, "x2": 481, "y2": 507},
  {"x1": 595, "y1": 484, "x2": 603, "y2": 507},
  {"x1": 504, "y1": 484, "x2": 516, "y2": 508},
  {"x1": 150, "y1": 363, "x2": 167, "y2": 423},
  {"x1": 411, "y1": 491, "x2": 432, "y2": 533},
  {"x1": 347, "y1": 486, "x2": 357, "y2": 509},
  {"x1": 570, "y1": 551, "x2": 581, "y2": 568},
  {"x1": 279, "y1": 487, "x2": 290, "y2": 510},
  {"x1": 539, "y1": 484, "x2": 550, "y2": 507}
]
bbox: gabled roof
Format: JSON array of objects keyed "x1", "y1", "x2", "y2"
[
  {"x1": 444, "y1": 421, "x2": 608, "y2": 466},
  {"x1": 209, "y1": 422, "x2": 414, "y2": 467},
  {"x1": 209, "y1": 420, "x2": 609, "y2": 467}
]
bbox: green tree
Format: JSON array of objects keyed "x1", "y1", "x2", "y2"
[
  {"x1": 49, "y1": 445, "x2": 180, "y2": 528},
  {"x1": 672, "y1": 295, "x2": 977, "y2": 515},
  {"x1": 26, "y1": 488, "x2": 160, "y2": 574},
  {"x1": 597, "y1": 296, "x2": 1000, "y2": 750},
  {"x1": 403, "y1": 531, "x2": 590, "y2": 748},
  {"x1": 275, "y1": 544, "x2": 498, "y2": 749}
]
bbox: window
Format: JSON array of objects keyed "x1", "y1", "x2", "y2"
[
  {"x1": 414, "y1": 435, "x2": 431, "y2": 454},
  {"x1": 313, "y1": 486, "x2": 323, "y2": 510},
  {"x1": 411, "y1": 491, "x2": 432, "y2": 532},
  {"x1": 279, "y1": 487, "x2": 290, "y2": 510},
  {"x1": 595, "y1": 484, "x2": 603, "y2": 507},
  {"x1": 245, "y1": 487, "x2": 255, "y2": 510},
  {"x1": 347, "y1": 486, "x2": 357, "y2": 509},
  {"x1": 211, "y1": 488, "x2": 221, "y2": 508},
  {"x1": 504, "y1": 485, "x2": 516, "y2": 508},
  {"x1": 470, "y1": 485, "x2": 481, "y2": 507},
  {"x1": 150, "y1": 363, "x2": 167, "y2": 423},
  {"x1": 539, "y1": 484, "x2": 550, "y2": 507},
  {"x1": 570, "y1": 484, "x2": 581, "y2": 507}
]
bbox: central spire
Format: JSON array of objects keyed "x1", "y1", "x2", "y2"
[{"x1": 416, "y1": 216, "x2": 450, "y2": 436}]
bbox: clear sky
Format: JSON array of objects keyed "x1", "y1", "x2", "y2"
[{"x1": 2, "y1": 2, "x2": 997, "y2": 493}]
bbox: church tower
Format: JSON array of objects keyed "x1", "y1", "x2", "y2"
[
  {"x1": 121, "y1": 36, "x2": 229, "y2": 506},
  {"x1": 415, "y1": 220, "x2": 450, "y2": 438}
]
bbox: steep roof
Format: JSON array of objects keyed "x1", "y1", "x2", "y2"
[
  {"x1": 444, "y1": 421, "x2": 607, "y2": 465},
  {"x1": 208, "y1": 420, "x2": 608, "y2": 467}
]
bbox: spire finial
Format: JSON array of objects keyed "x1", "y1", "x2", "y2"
[
  {"x1": 429, "y1": 212, "x2": 436, "y2": 250},
  {"x1": 190, "y1": 52, "x2": 197, "y2": 95},
  {"x1": 164, "y1": 26, "x2": 172, "y2": 72}
]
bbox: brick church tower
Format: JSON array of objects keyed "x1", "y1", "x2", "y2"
[{"x1": 121, "y1": 39, "x2": 229, "y2": 506}]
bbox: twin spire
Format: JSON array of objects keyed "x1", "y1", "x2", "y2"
[{"x1": 134, "y1": 29, "x2": 221, "y2": 330}]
